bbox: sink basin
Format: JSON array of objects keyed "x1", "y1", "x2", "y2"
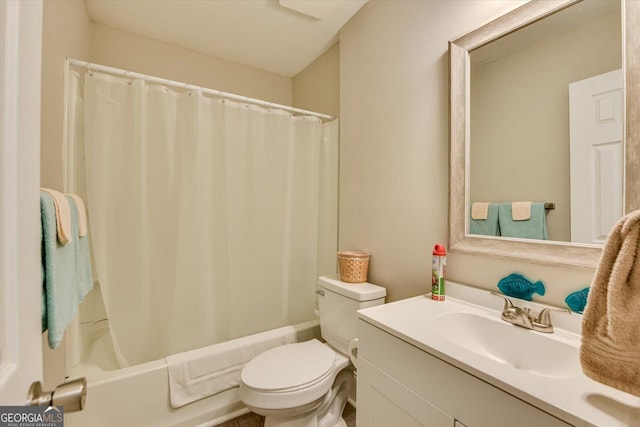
[{"x1": 430, "y1": 311, "x2": 580, "y2": 378}]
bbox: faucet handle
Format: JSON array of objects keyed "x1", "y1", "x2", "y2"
[
  {"x1": 490, "y1": 292, "x2": 514, "y2": 312},
  {"x1": 535, "y1": 307, "x2": 570, "y2": 326}
]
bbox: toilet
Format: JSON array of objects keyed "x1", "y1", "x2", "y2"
[{"x1": 239, "y1": 275, "x2": 386, "y2": 427}]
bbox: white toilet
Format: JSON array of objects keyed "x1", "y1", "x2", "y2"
[{"x1": 239, "y1": 275, "x2": 386, "y2": 427}]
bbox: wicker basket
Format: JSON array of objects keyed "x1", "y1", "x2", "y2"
[{"x1": 337, "y1": 251, "x2": 370, "y2": 283}]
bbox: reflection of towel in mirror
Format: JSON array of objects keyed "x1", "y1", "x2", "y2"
[
  {"x1": 498, "y1": 203, "x2": 547, "y2": 240},
  {"x1": 581, "y1": 210, "x2": 640, "y2": 397},
  {"x1": 511, "y1": 201, "x2": 531, "y2": 220},
  {"x1": 469, "y1": 203, "x2": 499, "y2": 236}
]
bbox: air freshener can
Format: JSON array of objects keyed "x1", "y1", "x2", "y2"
[{"x1": 432, "y1": 244, "x2": 446, "y2": 301}]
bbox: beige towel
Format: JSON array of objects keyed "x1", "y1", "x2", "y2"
[
  {"x1": 580, "y1": 210, "x2": 640, "y2": 397},
  {"x1": 471, "y1": 202, "x2": 489, "y2": 220},
  {"x1": 40, "y1": 188, "x2": 72, "y2": 245},
  {"x1": 66, "y1": 193, "x2": 87, "y2": 237},
  {"x1": 511, "y1": 201, "x2": 531, "y2": 221}
]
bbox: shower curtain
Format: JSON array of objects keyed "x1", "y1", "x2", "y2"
[{"x1": 66, "y1": 70, "x2": 337, "y2": 367}]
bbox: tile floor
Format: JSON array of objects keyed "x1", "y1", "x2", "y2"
[{"x1": 217, "y1": 403, "x2": 356, "y2": 427}]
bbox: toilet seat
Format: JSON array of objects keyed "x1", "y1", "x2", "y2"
[
  {"x1": 239, "y1": 339, "x2": 349, "y2": 410},
  {"x1": 242, "y1": 339, "x2": 336, "y2": 392}
]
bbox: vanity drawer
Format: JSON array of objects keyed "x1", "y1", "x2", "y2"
[{"x1": 357, "y1": 319, "x2": 571, "y2": 427}]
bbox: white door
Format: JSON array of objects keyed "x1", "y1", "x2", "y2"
[
  {"x1": 569, "y1": 69, "x2": 623, "y2": 244},
  {"x1": 0, "y1": 0, "x2": 44, "y2": 405}
]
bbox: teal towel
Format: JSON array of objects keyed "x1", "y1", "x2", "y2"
[
  {"x1": 498, "y1": 202, "x2": 548, "y2": 240},
  {"x1": 469, "y1": 203, "x2": 500, "y2": 236},
  {"x1": 41, "y1": 192, "x2": 93, "y2": 349}
]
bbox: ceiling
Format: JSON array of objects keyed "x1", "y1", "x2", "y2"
[{"x1": 85, "y1": 0, "x2": 369, "y2": 77}]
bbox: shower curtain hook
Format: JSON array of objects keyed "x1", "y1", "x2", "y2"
[{"x1": 84, "y1": 61, "x2": 94, "y2": 77}]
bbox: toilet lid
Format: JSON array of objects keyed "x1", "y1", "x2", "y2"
[{"x1": 241, "y1": 339, "x2": 336, "y2": 392}]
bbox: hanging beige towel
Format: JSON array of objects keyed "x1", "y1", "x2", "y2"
[
  {"x1": 40, "y1": 188, "x2": 72, "y2": 245},
  {"x1": 581, "y1": 210, "x2": 640, "y2": 397},
  {"x1": 66, "y1": 193, "x2": 88, "y2": 237},
  {"x1": 471, "y1": 202, "x2": 489, "y2": 220},
  {"x1": 511, "y1": 201, "x2": 531, "y2": 221}
]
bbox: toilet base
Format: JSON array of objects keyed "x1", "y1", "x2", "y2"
[
  {"x1": 264, "y1": 414, "x2": 347, "y2": 427},
  {"x1": 264, "y1": 411, "x2": 317, "y2": 427}
]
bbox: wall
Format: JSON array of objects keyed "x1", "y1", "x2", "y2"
[
  {"x1": 41, "y1": 4, "x2": 293, "y2": 193},
  {"x1": 471, "y1": 10, "x2": 621, "y2": 242},
  {"x1": 339, "y1": 0, "x2": 595, "y2": 305},
  {"x1": 40, "y1": 0, "x2": 92, "y2": 191},
  {"x1": 293, "y1": 42, "x2": 340, "y2": 118},
  {"x1": 91, "y1": 23, "x2": 292, "y2": 107}
]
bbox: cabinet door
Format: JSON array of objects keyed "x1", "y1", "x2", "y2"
[{"x1": 357, "y1": 356, "x2": 454, "y2": 427}]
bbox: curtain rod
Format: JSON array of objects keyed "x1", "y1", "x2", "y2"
[{"x1": 66, "y1": 58, "x2": 335, "y2": 121}]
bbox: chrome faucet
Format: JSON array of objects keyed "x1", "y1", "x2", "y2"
[{"x1": 490, "y1": 292, "x2": 569, "y2": 333}]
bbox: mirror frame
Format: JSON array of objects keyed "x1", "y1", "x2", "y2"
[{"x1": 449, "y1": 0, "x2": 639, "y2": 269}]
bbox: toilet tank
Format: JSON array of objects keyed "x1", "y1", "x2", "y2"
[{"x1": 317, "y1": 275, "x2": 386, "y2": 355}]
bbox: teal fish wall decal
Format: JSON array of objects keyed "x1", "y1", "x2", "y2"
[
  {"x1": 565, "y1": 287, "x2": 589, "y2": 314},
  {"x1": 497, "y1": 273, "x2": 545, "y2": 301}
]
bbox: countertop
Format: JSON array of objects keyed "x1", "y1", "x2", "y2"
[{"x1": 357, "y1": 281, "x2": 640, "y2": 427}]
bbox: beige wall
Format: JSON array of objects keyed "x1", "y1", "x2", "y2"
[
  {"x1": 92, "y1": 23, "x2": 292, "y2": 107},
  {"x1": 339, "y1": 0, "x2": 595, "y2": 305},
  {"x1": 471, "y1": 11, "x2": 621, "y2": 242},
  {"x1": 41, "y1": 0, "x2": 92, "y2": 190},
  {"x1": 41, "y1": 3, "x2": 293, "y2": 194},
  {"x1": 293, "y1": 42, "x2": 340, "y2": 118}
]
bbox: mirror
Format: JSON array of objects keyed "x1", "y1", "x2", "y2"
[{"x1": 449, "y1": 0, "x2": 640, "y2": 268}]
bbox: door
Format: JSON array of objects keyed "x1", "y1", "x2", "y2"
[
  {"x1": 569, "y1": 69, "x2": 623, "y2": 244},
  {"x1": 0, "y1": 0, "x2": 44, "y2": 405}
]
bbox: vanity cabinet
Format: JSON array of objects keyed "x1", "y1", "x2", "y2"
[
  {"x1": 356, "y1": 319, "x2": 571, "y2": 427},
  {"x1": 357, "y1": 356, "x2": 454, "y2": 427}
]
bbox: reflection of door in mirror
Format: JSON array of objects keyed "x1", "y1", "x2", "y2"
[
  {"x1": 569, "y1": 69, "x2": 623, "y2": 245},
  {"x1": 469, "y1": 0, "x2": 621, "y2": 243}
]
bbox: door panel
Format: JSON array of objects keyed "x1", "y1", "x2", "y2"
[
  {"x1": 569, "y1": 69, "x2": 623, "y2": 244},
  {"x1": 0, "y1": 0, "x2": 44, "y2": 405}
]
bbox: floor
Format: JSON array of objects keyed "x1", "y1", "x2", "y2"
[{"x1": 217, "y1": 403, "x2": 356, "y2": 427}]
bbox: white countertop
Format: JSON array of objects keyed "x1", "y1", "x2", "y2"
[{"x1": 357, "y1": 282, "x2": 640, "y2": 427}]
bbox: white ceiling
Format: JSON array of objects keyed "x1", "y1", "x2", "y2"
[{"x1": 85, "y1": 0, "x2": 369, "y2": 77}]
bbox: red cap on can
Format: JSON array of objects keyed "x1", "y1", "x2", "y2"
[{"x1": 433, "y1": 244, "x2": 446, "y2": 256}]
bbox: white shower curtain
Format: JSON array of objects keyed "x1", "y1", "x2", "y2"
[{"x1": 66, "y1": 70, "x2": 337, "y2": 367}]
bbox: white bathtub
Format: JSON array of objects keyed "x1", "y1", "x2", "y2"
[{"x1": 66, "y1": 320, "x2": 320, "y2": 427}]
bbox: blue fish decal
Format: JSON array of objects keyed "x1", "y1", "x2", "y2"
[
  {"x1": 496, "y1": 273, "x2": 545, "y2": 301},
  {"x1": 565, "y1": 287, "x2": 589, "y2": 314}
]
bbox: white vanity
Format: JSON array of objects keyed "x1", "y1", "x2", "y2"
[{"x1": 355, "y1": 282, "x2": 640, "y2": 427}]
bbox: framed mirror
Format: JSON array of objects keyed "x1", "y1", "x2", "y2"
[{"x1": 449, "y1": 0, "x2": 639, "y2": 268}]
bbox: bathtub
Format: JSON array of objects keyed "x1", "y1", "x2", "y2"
[{"x1": 66, "y1": 320, "x2": 320, "y2": 427}]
